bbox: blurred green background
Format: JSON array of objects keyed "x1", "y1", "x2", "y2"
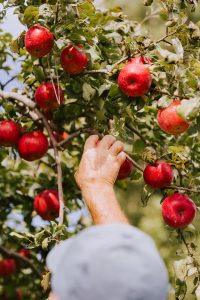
[{"x1": 100, "y1": 1, "x2": 200, "y2": 299}]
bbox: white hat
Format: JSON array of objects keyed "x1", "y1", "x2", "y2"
[{"x1": 47, "y1": 224, "x2": 169, "y2": 300}]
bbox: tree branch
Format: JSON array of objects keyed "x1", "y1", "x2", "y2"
[
  {"x1": 58, "y1": 128, "x2": 99, "y2": 147},
  {"x1": 0, "y1": 245, "x2": 42, "y2": 279},
  {"x1": 126, "y1": 154, "x2": 144, "y2": 173},
  {"x1": 1, "y1": 76, "x2": 17, "y2": 89},
  {"x1": 0, "y1": 89, "x2": 65, "y2": 227},
  {"x1": 164, "y1": 185, "x2": 200, "y2": 193},
  {"x1": 153, "y1": 88, "x2": 190, "y2": 100},
  {"x1": 125, "y1": 122, "x2": 150, "y2": 146},
  {"x1": 34, "y1": 109, "x2": 65, "y2": 226},
  {"x1": 0, "y1": 90, "x2": 36, "y2": 108}
]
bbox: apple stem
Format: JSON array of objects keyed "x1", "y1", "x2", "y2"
[
  {"x1": 47, "y1": 60, "x2": 61, "y2": 105},
  {"x1": 0, "y1": 245, "x2": 42, "y2": 279}
]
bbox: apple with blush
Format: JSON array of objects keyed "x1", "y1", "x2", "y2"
[
  {"x1": 34, "y1": 189, "x2": 60, "y2": 221},
  {"x1": 25, "y1": 25, "x2": 54, "y2": 57},
  {"x1": 117, "y1": 158, "x2": 134, "y2": 180},
  {"x1": 143, "y1": 161, "x2": 174, "y2": 189},
  {"x1": 0, "y1": 120, "x2": 21, "y2": 147},
  {"x1": 0, "y1": 258, "x2": 16, "y2": 277},
  {"x1": 60, "y1": 45, "x2": 88, "y2": 75},
  {"x1": 157, "y1": 100, "x2": 189, "y2": 135},
  {"x1": 118, "y1": 58, "x2": 152, "y2": 97},
  {"x1": 162, "y1": 193, "x2": 196, "y2": 228},
  {"x1": 18, "y1": 131, "x2": 49, "y2": 161},
  {"x1": 18, "y1": 249, "x2": 31, "y2": 259},
  {"x1": 35, "y1": 83, "x2": 64, "y2": 116}
]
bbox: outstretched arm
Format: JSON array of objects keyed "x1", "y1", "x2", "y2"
[{"x1": 75, "y1": 135, "x2": 129, "y2": 225}]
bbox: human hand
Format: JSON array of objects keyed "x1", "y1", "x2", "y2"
[{"x1": 75, "y1": 135, "x2": 126, "y2": 191}]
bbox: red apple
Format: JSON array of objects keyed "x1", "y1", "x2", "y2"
[
  {"x1": 117, "y1": 158, "x2": 134, "y2": 180},
  {"x1": 0, "y1": 120, "x2": 21, "y2": 147},
  {"x1": 18, "y1": 249, "x2": 31, "y2": 259},
  {"x1": 2, "y1": 288, "x2": 22, "y2": 300},
  {"x1": 143, "y1": 161, "x2": 174, "y2": 189},
  {"x1": 60, "y1": 45, "x2": 88, "y2": 75},
  {"x1": 18, "y1": 131, "x2": 49, "y2": 161},
  {"x1": 118, "y1": 59, "x2": 152, "y2": 97},
  {"x1": 34, "y1": 189, "x2": 60, "y2": 221},
  {"x1": 35, "y1": 83, "x2": 64, "y2": 115},
  {"x1": 157, "y1": 100, "x2": 189, "y2": 135},
  {"x1": 16, "y1": 289, "x2": 23, "y2": 300},
  {"x1": 0, "y1": 258, "x2": 16, "y2": 277},
  {"x1": 25, "y1": 25, "x2": 54, "y2": 57},
  {"x1": 162, "y1": 193, "x2": 196, "y2": 228},
  {"x1": 52, "y1": 131, "x2": 68, "y2": 142}
]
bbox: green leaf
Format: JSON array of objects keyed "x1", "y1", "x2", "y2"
[
  {"x1": 24, "y1": 6, "x2": 39, "y2": 26},
  {"x1": 176, "y1": 98, "x2": 200, "y2": 121}
]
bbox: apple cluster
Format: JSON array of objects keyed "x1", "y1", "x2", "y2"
[{"x1": 1, "y1": 24, "x2": 195, "y2": 227}]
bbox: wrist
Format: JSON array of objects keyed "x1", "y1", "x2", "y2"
[{"x1": 80, "y1": 181, "x2": 114, "y2": 195}]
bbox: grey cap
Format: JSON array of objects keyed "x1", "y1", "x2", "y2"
[{"x1": 47, "y1": 224, "x2": 168, "y2": 300}]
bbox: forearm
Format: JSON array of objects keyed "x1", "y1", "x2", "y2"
[{"x1": 81, "y1": 184, "x2": 129, "y2": 225}]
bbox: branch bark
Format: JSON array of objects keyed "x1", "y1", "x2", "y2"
[{"x1": 0, "y1": 90, "x2": 36, "y2": 108}]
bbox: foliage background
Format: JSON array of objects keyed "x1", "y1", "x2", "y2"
[{"x1": 1, "y1": 0, "x2": 200, "y2": 299}]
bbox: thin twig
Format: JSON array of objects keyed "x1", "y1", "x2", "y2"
[
  {"x1": 1, "y1": 76, "x2": 16, "y2": 89},
  {"x1": 165, "y1": 185, "x2": 200, "y2": 193},
  {"x1": 58, "y1": 128, "x2": 99, "y2": 147},
  {"x1": 125, "y1": 122, "x2": 150, "y2": 146},
  {"x1": 0, "y1": 245, "x2": 42, "y2": 279},
  {"x1": 82, "y1": 69, "x2": 108, "y2": 75},
  {"x1": 153, "y1": 89, "x2": 190, "y2": 100},
  {"x1": 35, "y1": 109, "x2": 65, "y2": 226},
  {"x1": 126, "y1": 154, "x2": 144, "y2": 173}
]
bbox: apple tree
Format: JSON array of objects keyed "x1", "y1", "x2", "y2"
[{"x1": 0, "y1": 0, "x2": 200, "y2": 299}]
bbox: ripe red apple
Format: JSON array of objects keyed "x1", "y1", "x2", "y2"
[
  {"x1": 18, "y1": 249, "x2": 31, "y2": 259},
  {"x1": 18, "y1": 131, "x2": 49, "y2": 161},
  {"x1": 118, "y1": 59, "x2": 152, "y2": 97},
  {"x1": 157, "y1": 100, "x2": 189, "y2": 135},
  {"x1": 34, "y1": 189, "x2": 60, "y2": 221},
  {"x1": 52, "y1": 131, "x2": 68, "y2": 142},
  {"x1": 117, "y1": 158, "x2": 134, "y2": 180},
  {"x1": 60, "y1": 45, "x2": 88, "y2": 74},
  {"x1": 16, "y1": 289, "x2": 23, "y2": 300},
  {"x1": 35, "y1": 82, "x2": 64, "y2": 115},
  {"x1": 25, "y1": 25, "x2": 54, "y2": 57},
  {"x1": 143, "y1": 161, "x2": 174, "y2": 189},
  {"x1": 2, "y1": 288, "x2": 22, "y2": 300},
  {"x1": 0, "y1": 258, "x2": 16, "y2": 277},
  {"x1": 162, "y1": 193, "x2": 196, "y2": 228},
  {"x1": 0, "y1": 120, "x2": 21, "y2": 147}
]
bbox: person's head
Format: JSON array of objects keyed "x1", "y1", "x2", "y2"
[{"x1": 47, "y1": 224, "x2": 168, "y2": 300}]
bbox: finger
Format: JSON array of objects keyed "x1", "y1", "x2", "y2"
[
  {"x1": 84, "y1": 135, "x2": 99, "y2": 151},
  {"x1": 97, "y1": 135, "x2": 116, "y2": 150},
  {"x1": 109, "y1": 140, "x2": 124, "y2": 156},
  {"x1": 117, "y1": 151, "x2": 126, "y2": 165}
]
